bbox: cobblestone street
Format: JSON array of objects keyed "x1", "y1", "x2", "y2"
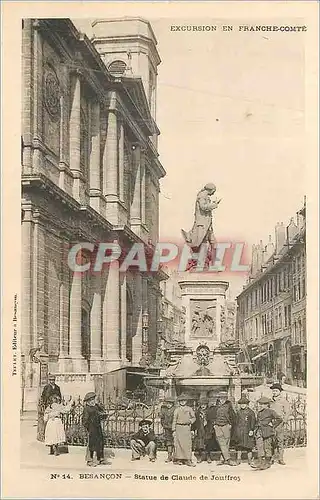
[
  {"x1": 9, "y1": 418, "x2": 314, "y2": 499},
  {"x1": 21, "y1": 418, "x2": 307, "y2": 474}
]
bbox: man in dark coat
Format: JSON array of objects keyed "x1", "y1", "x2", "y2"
[
  {"x1": 160, "y1": 397, "x2": 176, "y2": 462},
  {"x1": 193, "y1": 397, "x2": 213, "y2": 463},
  {"x1": 41, "y1": 375, "x2": 62, "y2": 407},
  {"x1": 82, "y1": 392, "x2": 109, "y2": 467},
  {"x1": 213, "y1": 392, "x2": 237, "y2": 466},
  {"x1": 130, "y1": 420, "x2": 157, "y2": 462},
  {"x1": 205, "y1": 399, "x2": 220, "y2": 455},
  {"x1": 234, "y1": 396, "x2": 256, "y2": 465},
  {"x1": 251, "y1": 396, "x2": 283, "y2": 470}
]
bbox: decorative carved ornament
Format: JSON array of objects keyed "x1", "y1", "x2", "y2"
[
  {"x1": 195, "y1": 343, "x2": 211, "y2": 367},
  {"x1": 44, "y1": 69, "x2": 61, "y2": 119}
]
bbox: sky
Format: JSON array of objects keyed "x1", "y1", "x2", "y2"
[{"x1": 73, "y1": 18, "x2": 306, "y2": 298}]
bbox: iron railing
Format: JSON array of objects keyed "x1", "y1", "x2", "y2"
[{"x1": 58, "y1": 395, "x2": 306, "y2": 450}]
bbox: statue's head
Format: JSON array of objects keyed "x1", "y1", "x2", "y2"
[{"x1": 204, "y1": 183, "x2": 216, "y2": 195}]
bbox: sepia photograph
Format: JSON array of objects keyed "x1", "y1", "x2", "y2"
[{"x1": 1, "y1": 2, "x2": 319, "y2": 499}]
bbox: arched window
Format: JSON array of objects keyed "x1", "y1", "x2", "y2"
[{"x1": 108, "y1": 60, "x2": 127, "y2": 76}]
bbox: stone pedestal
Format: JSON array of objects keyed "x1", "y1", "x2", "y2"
[{"x1": 178, "y1": 275, "x2": 229, "y2": 350}]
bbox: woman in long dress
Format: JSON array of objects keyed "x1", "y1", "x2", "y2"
[
  {"x1": 44, "y1": 396, "x2": 72, "y2": 456},
  {"x1": 172, "y1": 394, "x2": 196, "y2": 466}
]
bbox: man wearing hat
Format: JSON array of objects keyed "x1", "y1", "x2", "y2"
[
  {"x1": 270, "y1": 383, "x2": 290, "y2": 465},
  {"x1": 82, "y1": 392, "x2": 109, "y2": 467},
  {"x1": 234, "y1": 395, "x2": 256, "y2": 465},
  {"x1": 251, "y1": 396, "x2": 283, "y2": 470},
  {"x1": 172, "y1": 394, "x2": 196, "y2": 466},
  {"x1": 193, "y1": 397, "x2": 213, "y2": 463},
  {"x1": 213, "y1": 391, "x2": 237, "y2": 466},
  {"x1": 160, "y1": 397, "x2": 176, "y2": 462},
  {"x1": 41, "y1": 374, "x2": 62, "y2": 407},
  {"x1": 130, "y1": 420, "x2": 157, "y2": 462}
]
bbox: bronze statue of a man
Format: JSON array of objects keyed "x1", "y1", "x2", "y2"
[{"x1": 182, "y1": 183, "x2": 221, "y2": 249}]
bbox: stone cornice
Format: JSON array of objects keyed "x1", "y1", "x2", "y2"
[
  {"x1": 22, "y1": 174, "x2": 80, "y2": 211},
  {"x1": 21, "y1": 174, "x2": 114, "y2": 237}
]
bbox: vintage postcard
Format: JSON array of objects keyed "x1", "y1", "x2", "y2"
[{"x1": 1, "y1": 1, "x2": 319, "y2": 499}]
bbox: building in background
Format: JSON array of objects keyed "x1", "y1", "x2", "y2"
[
  {"x1": 236, "y1": 200, "x2": 306, "y2": 387},
  {"x1": 21, "y1": 17, "x2": 167, "y2": 411},
  {"x1": 160, "y1": 269, "x2": 185, "y2": 346}
]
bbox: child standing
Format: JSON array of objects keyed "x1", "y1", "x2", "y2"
[
  {"x1": 160, "y1": 397, "x2": 176, "y2": 463},
  {"x1": 44, "y1": 395, "x2": 72, "y2": 456},
  {"x1": 234, "y1": 396, "x2": 256, "y2": 465},
  {"x1": 172, "y1": 393, "x2": 196, "y2": 467},
  {"x1": 82, "y1": 392, "x2": 110, "y2": 467},
  {"x1": 251, "y1": 396, "x2": 283, "y2": 470}
]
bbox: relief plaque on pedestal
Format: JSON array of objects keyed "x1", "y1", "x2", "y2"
[{"x1": 190, "y1": 299, "x2": 217, "y2": 340}]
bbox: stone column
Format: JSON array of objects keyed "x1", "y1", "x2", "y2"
[
  {"x1": 21, "y1": 208, "x2": 33, "y2": 356},
  {"x1": 103, "y1": 110, "x2": 118, "y2": 199},
  {"x1": 69, "y1": 72, "x2": 81, "y2": 200},
  {"x1": 32, "y1": 22, "x2": 43, "y2": 172},
  {"x1": 103, "y1": 260, "x2": 121, "y2": 371},
  {"x1": 59, "y1": 282, "x2": 66, "y2": 356},
  {"x1": 58, "y1": 65, "x2": 70, "y2": 191},
  {"x1": 31, "y1": 214, "x2": 39, "y2": 351},
  {"x1": 90, "y1": 273, "x2": 102, "y2": 372},
  {"x1": 57, "y1": 240, "x2": 72, "y2": 372},
  {"x1": 59, "y1": 66, "x2": 69, "y2": 167},
  {"x1": 141, "y1": 150, "x2": 146, "y2": 225},
  {"x1": 22, "y1": 19, "x2": 33, "y2": 172},
  {"x1": 118, "y1": 121, "x2": 125, "y2": 203},
  {"x1": 89, "y1": 101, "x2": 101, "y2": 195},
  {"x1": 69, "y1": 268, "x2": 82, "y2": 359},
  {"x1": 130, "y1": 145, "x2": 141, "y2": 225},
  {"x1": 132, "y1": 274, "x2": 143, "y2": 364},
  {"x1": 120, "y1": 273, "x2": 127, "y2": 363}
]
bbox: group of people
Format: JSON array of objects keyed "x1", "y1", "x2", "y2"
[
  {"x1": 41, "y1": 375, "x2": 290, "y2": 470},
  {"x1": 157, "y1": 383, "x2": 290, "y2": 470},
  {"x1": 41, "y1": 379, "x2": 110, "y2": 465}
]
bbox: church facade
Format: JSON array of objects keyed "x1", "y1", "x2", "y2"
[{"x1": 21, "y1": 18, "x2": 166, "y2": 410}]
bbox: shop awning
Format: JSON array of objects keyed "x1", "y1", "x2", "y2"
[
  {"x1": 126, "y1": 371, "x2": 160, "y2": 378},
  {"x1": 252, "y1": 352, "x2": 267, "y2": 361}
]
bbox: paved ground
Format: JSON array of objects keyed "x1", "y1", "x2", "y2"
[
  {"x1": 21, "y1": 418, "x2": 306, "y2": 473},
  {"x1": 9, "y1": 419, "x2": 315, "y2": 499}
]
